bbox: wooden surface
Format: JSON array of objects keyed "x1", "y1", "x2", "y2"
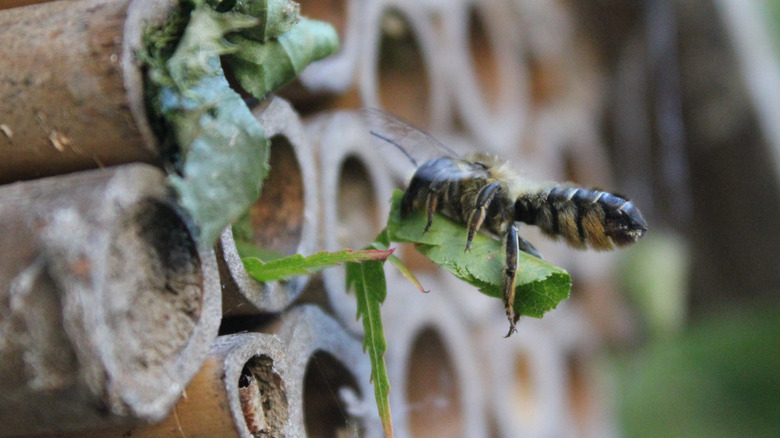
[{"x1": 0, "y1": 0, "x2": 172, "y2": 183}]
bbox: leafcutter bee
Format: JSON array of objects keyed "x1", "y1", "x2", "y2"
[{"x1": 363, "y1": 109, "x2": 647, "y2": 337}]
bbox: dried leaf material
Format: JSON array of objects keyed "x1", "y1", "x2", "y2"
[
  {"x1": 143, "y1": 3, "x2": 269, "y2": 247},
  {"x1": 207, "y1": 0, "x2": 301, "y2": 41},
  {"x1": 387, "y1": 190, "x2": 572, "y2": 318},
  {"x1": 242, "y1": 248, "x2": 394, "y2": 283},
  {"x1": 142, "y1": 0, "x2": 340, "y2": 247},
  {"x1": 225, "y1": 18, "x2": 339, "y2": 97},
  {"x1": 164, "y1": 78, "x2": 269, "y2": 247},
  {"x1": 163, "y1": 5, "x2": 256, "y2": 88},
  {"x1": 345, "y1": 230, "x2": 395, "y2": 438},
  {"x1": 142, "y1": 2, "x2": 269, "y2": 246}
]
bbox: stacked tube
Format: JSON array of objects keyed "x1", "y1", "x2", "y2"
[{"x1": 0, "y1": 0, "x2": 629, "y2": 436}]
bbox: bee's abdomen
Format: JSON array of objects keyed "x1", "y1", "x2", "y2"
[{"x1": 514, "y1": 186, "x2": 647, "y2": 250}]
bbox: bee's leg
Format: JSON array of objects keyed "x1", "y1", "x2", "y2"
[
  {"x1": 423, "y1": 177, "x2": 450, "y2": 232},
  {"x1": 424, "y1": 191, "x2": 438, "y2": 233},
  {"x1": 466, "y1": 182, "x2": 502, "y2": 251},
  {"x1": 503, "y1": 223, "x2": 520, "y2": 337},
  {"x1": 518, "y1": 236, "x2": 543, "y2": 259}
]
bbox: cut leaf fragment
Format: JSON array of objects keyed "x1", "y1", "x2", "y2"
[
  {"x1": 144, "y1": 3, "x2": 270, "y2": 246},
  {"x1": 225, "y1": 18, "x2": 340, "y2": 97},
  {"x1": 242, "y1": 248, "x2": 394, "y2": 283},
  {"x1": 206, "y1": 0, "x2": 301, "y2": 41},
  {"x1": 142, "y1": 0, "x2": 340, "y2": 247},
  {"x1": 345, "y1": 231, "x2": 395, "y2": 438},
  {"x1": 386, "y1": 190, "x2": 571, "y2": 318}
]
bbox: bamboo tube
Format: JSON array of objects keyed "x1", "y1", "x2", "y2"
[
  {"x1": 439, "y1": 0, "x2": 528, "y2": 152},
  {"x1": 306, "y1": 110, "x2": 396, "y2": 334},
  {"x1": 479, "y1": 313, "x2": 568, "y2": 438},
  {"x1": 274, "y1": 305, "x2": 383, "y2": 437},
  {"x1": 480, "y1": 303, "x2": 611, "y2": 438},
  {"x1": 216, "y1": 97, "x2": 319, "y2": 316},
  {"x1": 382, "y1": 274, "x2": 487, "y2": 438},
  {"x1": 541, "y1": 304, "x2": 614, "y2": 438},
  {"x1": 358, "y1": 0, "x2": 450, "y2": 131},
  {"x1": 85, "y1": 333, "x2": 293, "y2": 438},
  {"x1": 0, "y1": 0, "x2": 54, "y2": 10},
  {"x1": 0, "y1": 0, "x2": 173, "y2": 183},
  {"x1": 0, "y1": 164, "x2": 221, "y2": 436},
  {"x1": 293, "y1": 0, "x2": 362, "y2": 94}
]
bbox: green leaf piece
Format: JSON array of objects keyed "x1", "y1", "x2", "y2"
[
  {"x1": 386, "y1": 190, "x2": 571, "y2": 318},
  {"x1": 387, "y1": 254, "x2": 428, "y2": 293},
  {"x1": 225, "y1": 18, "x2": 339, "y2": 97},
  {"x1": 164, "y1": 5, "x2": 257, "y2": 87},
  {"x1": 242, "y1": 248, "x2": 395, "y2": 283},
  {"x1": 207, "y1": 0, "x2": 301, "y2": 41},
  {"x1": 163, "y1": 75, "x2": 270, "y2": 246},
  {"x1": 142, "y1": 0, "x2": 340, "y2": 247},
  {"x1": 345, "y1": 234, "x2": 395, "y2": 438},
  {"x1": 142, "y1": 2, "x2": 271, "y2": 247}
]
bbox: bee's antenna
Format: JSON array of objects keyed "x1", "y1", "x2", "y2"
[{"x1": 369, "y1": 130, "x2": 419, "y2": 167}]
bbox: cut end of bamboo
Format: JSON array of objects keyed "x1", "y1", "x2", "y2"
[
  {"x1": 405, "y1": 327, "x2": 464, "y2": 437},
  {"x1": 217, "y1": 97, "x2": 319, "y2": 316},
  {"x1": 375, "y1": 8, "x2": 432, "y2": 127},
  {"x1": 275, "y1": 305, "x2": 381, "y2": 436},
  {"x1": 102, "y1": 198, "x2": 204, "y2": 392},
  {"x1": 0, "y1": 164, "x2": 221, "y2": 434},
  {"x1": 383, "y1": 279, "x2": 488, "y2": 437},
  {"x1": 246, "y1": 135, "x2": 306, "y2": 256},
  {"x1": 308, "y1": 110, "x2": 396, "y2": 334}
]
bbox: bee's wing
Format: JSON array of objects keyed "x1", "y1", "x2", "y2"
[{"x1": 359, "y1": 108, "x2": 463, "y2": 167}]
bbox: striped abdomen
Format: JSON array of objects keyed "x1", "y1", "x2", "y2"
[{"x1": 514, "y1": 186, "x2": 647, "y2": 250}]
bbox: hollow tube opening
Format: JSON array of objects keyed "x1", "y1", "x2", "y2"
[
  {"x1": 512, "y1": 353, "x2": 540, "y2": 428},
  {"x1": 336, "y1": 156, "x2": 381, "y2": 250},
  {"x1": 466, "y1": 6, "x2": 502, "y2": 111},
  {"x1": 243, "y1": 135, "x2": 305, "y2": 258},
  {"x1": 405, "y1": 327, "x2": 463, "y2": 437},
  {"x1": 567, "y1": 353, "x2": 593, "y2": 434},
  {"x1": 108, "y1": 199, "x2": 203, "y2": 382},
  {"x1": 378, "y1": 8, "x2": 431, "y2": 127},
  {"x1": 303, "y1": 350, "x2": 364, "y2": 438}
]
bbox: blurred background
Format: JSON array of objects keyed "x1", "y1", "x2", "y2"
[
  {"x1": 3, "y1": 0, "x2": 779, "y2": 436},
  {"x1": 283, "y1": 0, "x2": 780, "y2": 436}
]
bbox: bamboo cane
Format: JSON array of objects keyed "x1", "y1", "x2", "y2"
[
  {"x1": 438, "y1": 0, "x2": 528, "y2": 153},
  {"x1": 357, "y1": 0, "x2": 449, "y2": 131},
  {"x1": 274, "y1": 305, "x2": 383, "y2": 437},
  {"x1": 0, "y1": 164, "x2": 221, "y2": 436},
  {"x1": 216, "y1": 97, "x2": 319, "y2": 316},
  {"x1": 0, "y1": 0, "x2": 55, "y2": 10},
  {"x1": 293, "y1": 0, "x2": 362, "y2": 94},
  {"x1": 76, "y1": 333, "x2": 292, "y2": 438},
  {"x1": 478, "y1": 313, "x2": 568, "y2": 438},
  {"x1": 0, "y1": 0, "x2": 174, "y2": 183},
  {"x1": 305, "y1": 110, "x2": 396, "y2": 335},
  {"x1": 382, "y1": 275, "x2": 488, "y2": 438}
]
